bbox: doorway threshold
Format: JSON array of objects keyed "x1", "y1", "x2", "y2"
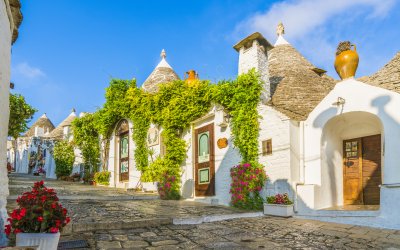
[{"x1": 322, "y1": 205, "x2": 379, "y2": 211}]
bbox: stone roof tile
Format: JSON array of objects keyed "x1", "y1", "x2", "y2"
[
  {"x1": 358, "y1": 52, "x2": 400, "y2": 94},
  {"x1": 268, "y1": 44, "x2": 337, "y2": 120}
]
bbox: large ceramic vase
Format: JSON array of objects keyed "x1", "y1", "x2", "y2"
[
  {"x1": 16, "y1": 232, "x2": 60, "y2": 250},
  {"x1": 334, "y1": 44, "x2": 359, "y2": 80}
]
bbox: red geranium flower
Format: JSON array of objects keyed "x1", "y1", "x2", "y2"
[
  {"x1": 5, "y1": 181, "x2": 69, "y2": 236},
  {"x1": 4, "y1": 224, "x2": 11, "y2": 236}
]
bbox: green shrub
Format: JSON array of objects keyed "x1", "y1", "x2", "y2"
[
  {"x1": 93, "y1": 171, "x2": 111, "y2": 185},
  {"x1": 53, "y1": 140, "x2": 75, "y2": 178}
]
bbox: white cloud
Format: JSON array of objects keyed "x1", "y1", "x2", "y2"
[
  {"x1": 12, "y1": 62, "x2": 45, "y2": 79},
  {"x1": 236, "y1": 0, "x2": 396, "y2": 42},
  {"x1": 234, "y1": 0, "x2": 397, "y2": 78}
]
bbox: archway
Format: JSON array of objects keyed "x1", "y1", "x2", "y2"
[{"x1": 320, "y1": 111, "x2": 383, "y2": 208}]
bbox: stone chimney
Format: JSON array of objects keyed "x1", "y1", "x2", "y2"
[{"x1": 233, "y1": 32, "x2": 273, "y2": 103}]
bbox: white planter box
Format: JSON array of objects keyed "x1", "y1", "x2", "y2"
[
  {"x1": 16, "y1": 232, "x2": 60, "y2": 250},
  {"x1": 263, "y1": 203, "x2": 294, "y2": 217}
]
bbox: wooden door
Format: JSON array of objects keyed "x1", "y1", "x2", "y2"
[
  {"x1": 362, "y1": 134, "x2": 381, "y2": 205},
  {"x1": 343, "y1": 138, "x2": 363, "y2": 205},
  {"x1": 119, "y1": 132, "x2": 129, "y2": 182},
  {"x1": 194, "y1": 123, "x2": 215, "y2": 196},
  {"x1": 343, "y1": 135, "x2": 381, "y2": 205}
]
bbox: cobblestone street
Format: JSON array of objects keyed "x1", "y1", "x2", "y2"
[
  {"x1": 64, "y1": 217, "x2": 400, "y2": 249},
  {"x1": 7, "y1": 174, "x2": 400, "y2": 249}
]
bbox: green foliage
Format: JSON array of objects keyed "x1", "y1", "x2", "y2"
[
  {"x1": 230, "y1": 163, "x2": 268, "y2": 210},
  {"x1": 214, "y1": 70, "x2": 262, "y2": 163},
  {"x1": 8, "y1": 93, "x2": 37, "y2": 138},
  {"x1": 126, "y1": 87, "x2": 152, "y2": 172},
  {"x1": 95, "y1": 79, "x2": 135, "y2": 137},
  {"x1": 93, "y1": 171, "x2": 111, "y2": 185},
  {"x1": 72, "y1": 113, "x2": 100, "y2": 173},
  {"x1": 53, "y1": 140, "x2": 75, "y2": 178},
  {"x1": 71, "y1": 70, "x2": 262, "y2": 201}
]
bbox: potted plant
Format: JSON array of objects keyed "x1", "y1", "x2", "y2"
[
  {"x1": 264, "y1": 193, "x2": 294, "y2": 217},
  {"x1": 93, "y1": 171, "x2": 111, "y2": 186},
  {"x1": 4, "y1": 180, "x2": 71, "y2": 250}
]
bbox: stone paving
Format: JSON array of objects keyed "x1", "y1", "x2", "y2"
[
  {"x1": 7, "y1": 174, "x2": 252, "y2": 233},
  {"x1": 62, "y1": 216, "x2": 400, "y2": 249},
  {"x1": 7, "y1": 173, "x2": 400, "y2": 249}
]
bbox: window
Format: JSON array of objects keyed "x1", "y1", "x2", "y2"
[
  {"x1": 198, "y1": 131, "x2": 210, "y2": 163},
  {"x1": 262, "y1": 139, "x2": 272, "y2": 155}
]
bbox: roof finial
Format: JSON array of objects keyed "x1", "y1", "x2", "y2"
[
  {"x1": 71, "y1": 108, "x2": 76, "y2": 113},
  {"x1": 277, "y1": 22, "x2": 285, "y2": 36},
  {"x1": 160, "y1": 49, "x2": 166, "y2": 59}
]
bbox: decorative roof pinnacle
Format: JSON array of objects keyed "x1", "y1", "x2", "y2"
[
  {"x1": 160, "y1": 49, "x2": 166, "y2": 59},
  {"x1": 277, "y1": 22, "x2": 285, "y2": 36}
]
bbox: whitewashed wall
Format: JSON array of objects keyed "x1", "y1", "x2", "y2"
[
  {"x1": 258, "y1": 105, "x2": 295, "y2": 199},
  {"x1": 297, "y1": 78, "x2": 400, "y2": 228},
  {"x1": 0, "y1": 0, "x2": 12, "y2": 245}
]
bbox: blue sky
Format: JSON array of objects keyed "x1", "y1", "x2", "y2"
[{"x1": 11, "y1": 0, "x2": 400, "y2": 126}]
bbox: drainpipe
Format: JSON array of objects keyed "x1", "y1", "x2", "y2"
[{"x1": 294, "y1": 121, "x2": 305, "y2": 212}]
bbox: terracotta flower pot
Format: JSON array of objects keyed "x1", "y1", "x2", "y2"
[{"x1": 334, "y1": 44, "x2": 359, "y2": 80}]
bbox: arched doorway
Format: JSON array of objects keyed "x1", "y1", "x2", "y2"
[
  {"x1": 116, "y1": 119, "x2": 129, "y2": 182},
  {"x1": 321, "y1": 112, "x2": 383, "y2": 207}
]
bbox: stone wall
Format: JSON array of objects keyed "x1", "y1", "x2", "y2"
[{"x1": 0, "y1": 0, "x2": 12, "y2": 245}]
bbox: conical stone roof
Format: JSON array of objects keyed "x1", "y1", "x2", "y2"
[
  {"x1": 142, "y1": 49, "x2": 180, "y2": 93},
  {"x1": 268, "y1": 31, "x2": 336, "y2": 121},
  {"x1": 358, "y1": 52, "x2": 400, "y2": 94},
  {"x1": 24, "y1": 113, "x2": 55, "y2": 137},
  {"x1": 46, "y1": 110, "x2": 77, "y2": 139}
]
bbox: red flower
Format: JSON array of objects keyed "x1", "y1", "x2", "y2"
[
  {"x1": 37, "y1": 216, "x2": 43, "y2": 222},
  {"x1": 4, "y1": 224, "x2": 11, "y2": 236},
  {"x1": 14, "y1": 228, "x2": 23, "y2": 234},
  {"x1": 20, "y1": 208, "x2": 26, "y2": 217},
  {"x1": 49, "y1": 227, "x2": 58, "y2": 233},
  {"x1": 55, "y1": 220, "x2": 61, "y2": 227},
  {"x1": 65, "y1": 217, "x2": 71, "y2": 224},
  {"x1": 62, "y1": 208, "x2": 67, "y2": 216},
  {"x1": 51, "y1": 203, "x2": 57, "y2": 209}
]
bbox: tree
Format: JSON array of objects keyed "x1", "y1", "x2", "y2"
[
  {"x1": 8, "y1": 93, "x2": 37, "y2": 139},
  {"x1": 8, "y1": 93, "x2": 37, "y2": 169},
  {"x1": 53, "y1": 140, "x2": 75, "y2": 178}
]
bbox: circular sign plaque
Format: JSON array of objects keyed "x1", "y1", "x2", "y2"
[{"x1": 217, "y1": 138, "x2": 228, "y2": 149}]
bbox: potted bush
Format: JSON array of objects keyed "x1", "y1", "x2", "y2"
[
  {"x1": 4, "y1": 180, "x2": 71, "y2": 250},
  {"x1": 93, "y1": 171, "x2": 111, "y2": 186},
  {"x1": 264, "y1": 193, "x2": 294, "y2": 217}
]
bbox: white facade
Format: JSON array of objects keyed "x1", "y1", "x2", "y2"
[
  {"x1": 296, "y1": 78, "x2": 400, "y2": 229},
  {"x1": 0, "y1": 0, "x2": 17, "y2": 245}
]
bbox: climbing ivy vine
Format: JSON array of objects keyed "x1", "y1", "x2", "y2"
[{"x1": 73, "y1": 69, "x2": 262, "y2": 200}]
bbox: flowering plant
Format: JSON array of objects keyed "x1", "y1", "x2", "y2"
[
  {"x1": 230, "y1": 163, "x2": 267, "y2": 210},
  {"x1": 266, "y1": 193, "x2": 293, "y2": 205},
  {"x1": 4, "y1": 181, "x2": 70, "y2": 236},
  {"x1": 157, "y1": 173, "x2": 180, "y2": 200}
]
